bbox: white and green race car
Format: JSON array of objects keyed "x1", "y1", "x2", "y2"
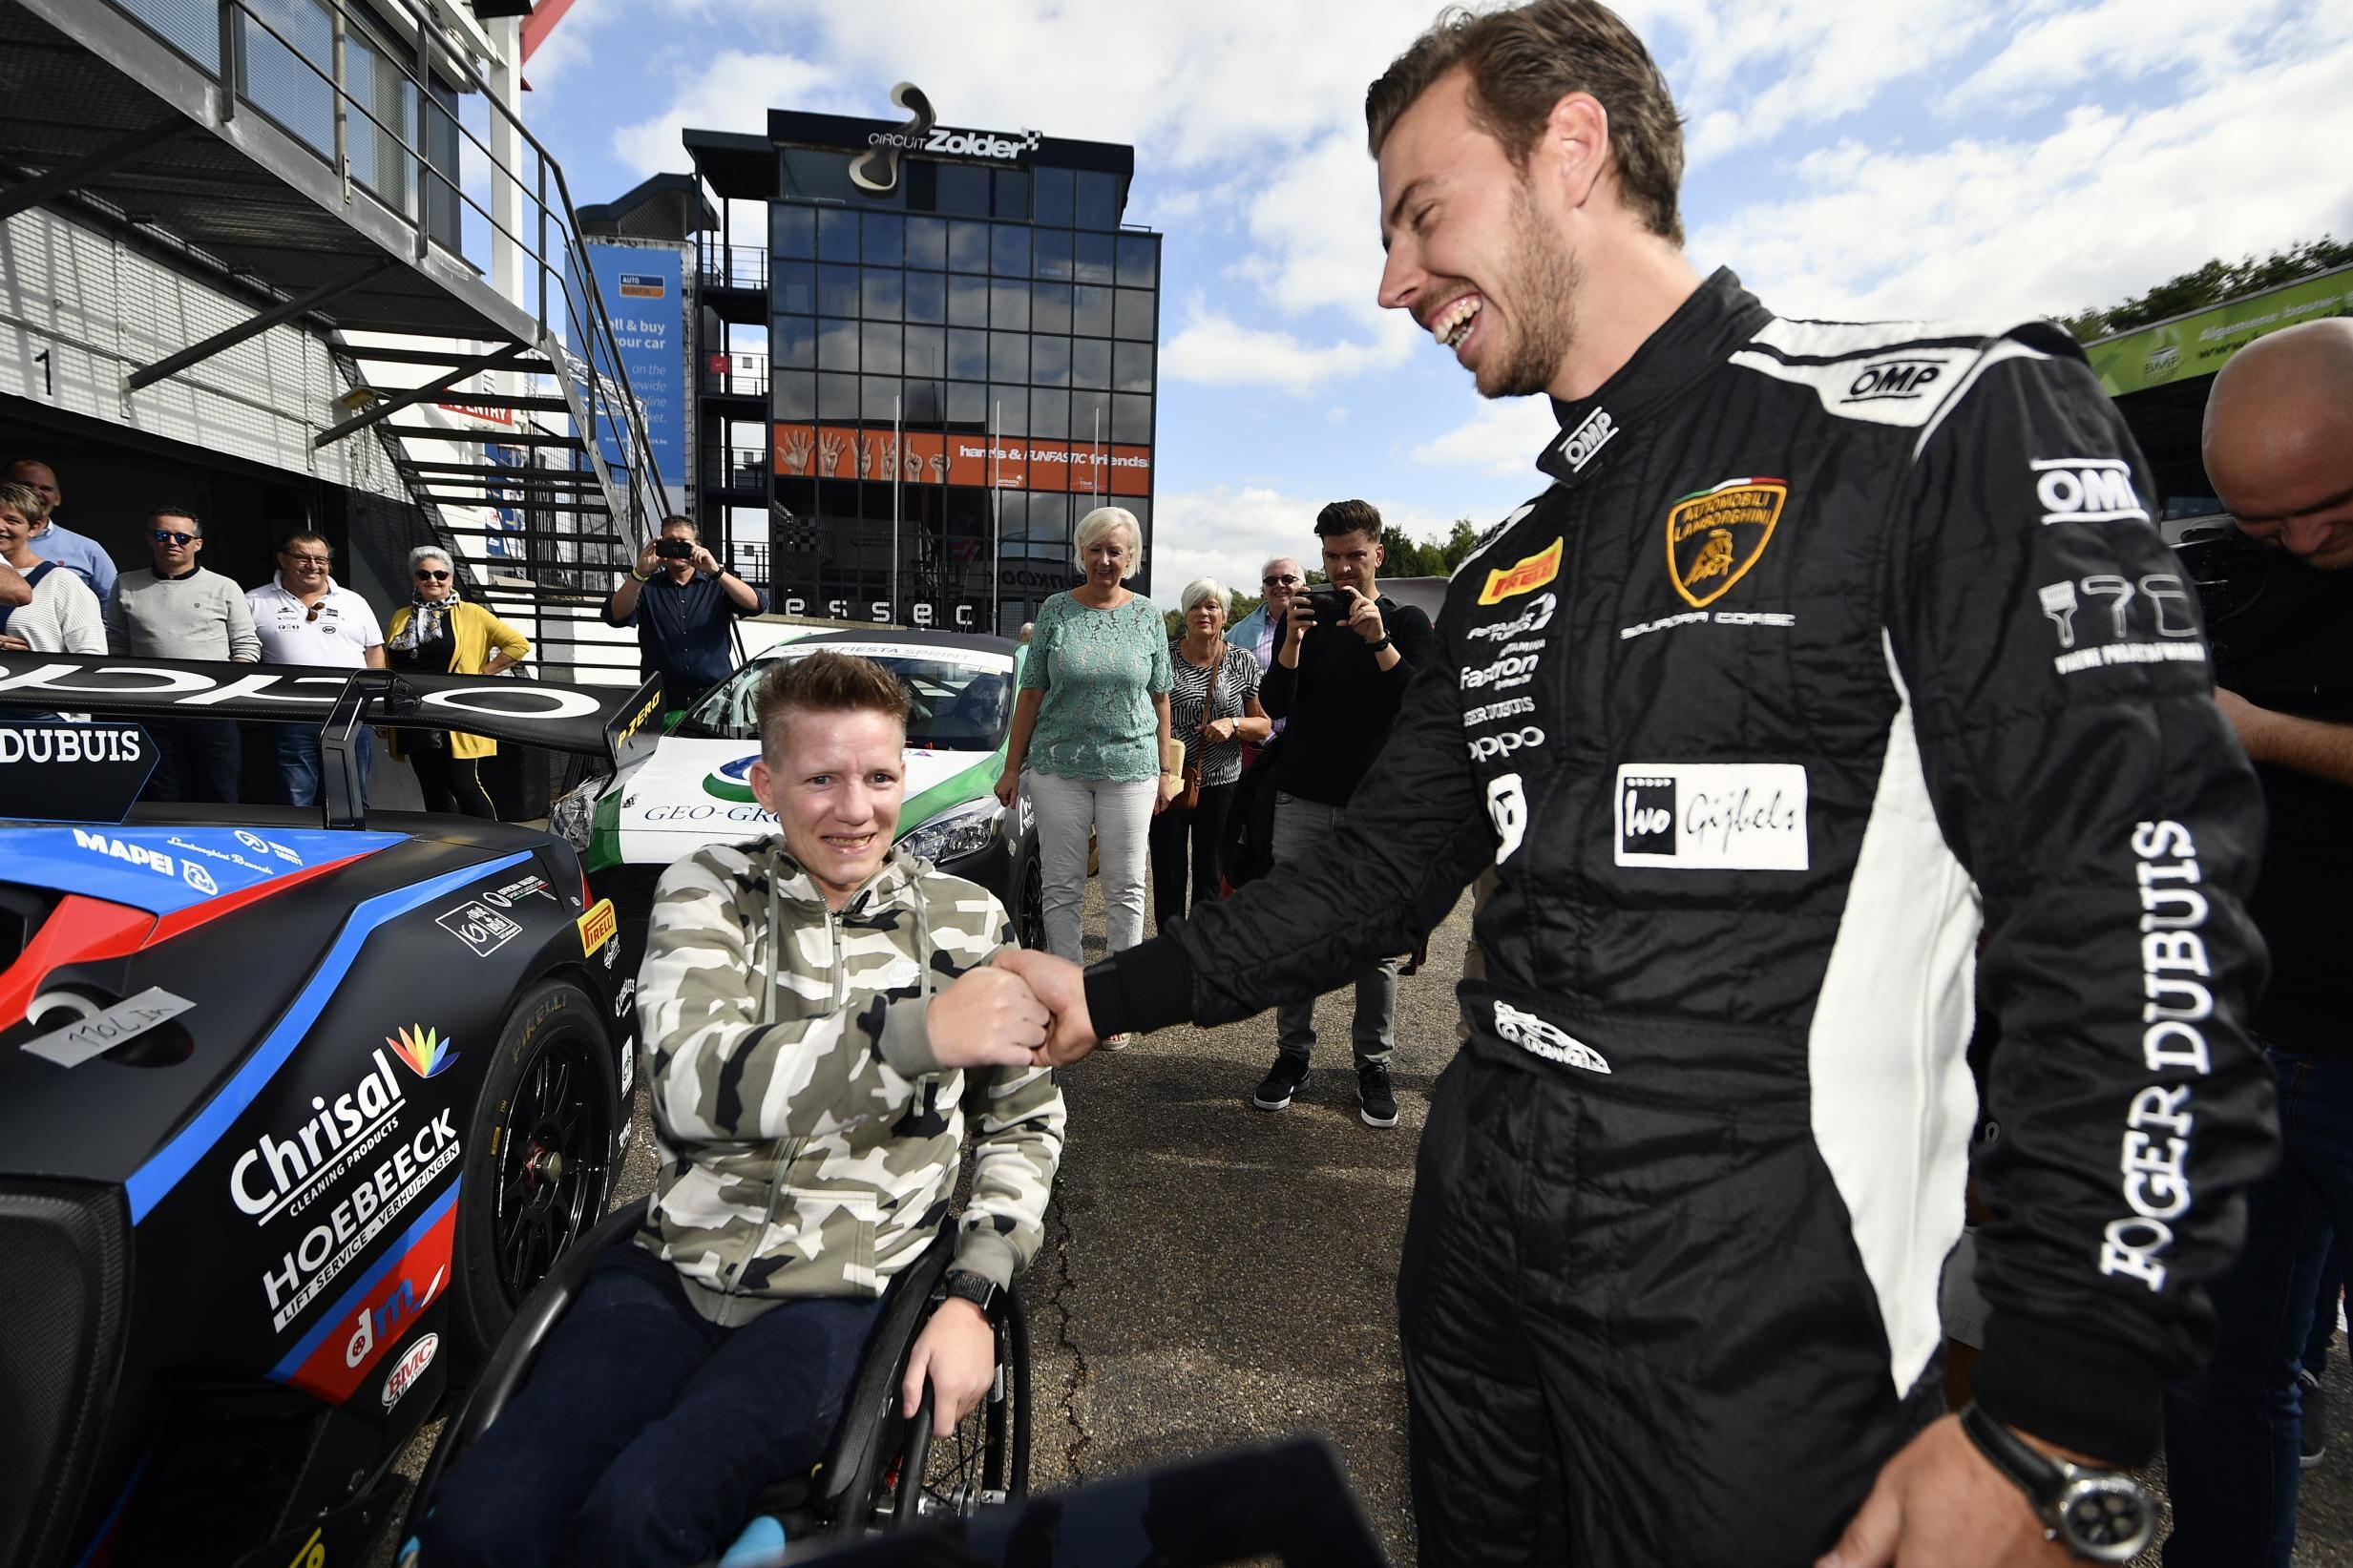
[{"x1": 551, "y1": 629, "x2": 1041, "y2": 965}]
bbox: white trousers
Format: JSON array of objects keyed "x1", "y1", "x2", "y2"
[{"x1": 1025, "y1": 769, "x2": 1157, "y2": 963}]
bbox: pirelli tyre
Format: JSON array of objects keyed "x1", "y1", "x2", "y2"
[{"x1": 452, "y1": 979, "x2": 621, "y2": 1364}]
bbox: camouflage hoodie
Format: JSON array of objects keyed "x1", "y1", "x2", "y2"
[{"x1": 635, "y1": 837, "x2": 1065, "y2": 1325}]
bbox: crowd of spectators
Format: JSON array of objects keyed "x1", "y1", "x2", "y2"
[{"x1": 0, "y1": 455, "x2": 531, "y2": 814}]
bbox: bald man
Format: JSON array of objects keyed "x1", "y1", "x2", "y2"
[{"x1": 2163, "y1": 317, "x2": 2353, "y2": 1567}]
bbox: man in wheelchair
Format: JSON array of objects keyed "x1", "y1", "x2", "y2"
[{"x1": 416, "y1": 650, "x2": 1066, "y2": 1568}]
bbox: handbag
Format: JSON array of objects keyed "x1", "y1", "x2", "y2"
[{"x1": 1176, "y1": 642, "x2": 1225, "y2": 811}]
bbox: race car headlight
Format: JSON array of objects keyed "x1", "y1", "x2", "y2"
[
  {"x1": 550, "y1": 776, "x2": 607, "y2": 855},
  {"x1": 898, "y1": 798, "x2": 1004, "y2": 866}
]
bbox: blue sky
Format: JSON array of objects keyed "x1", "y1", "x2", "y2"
[{"x1": 519, "y1": 0, "x2": 2353, "y2": 594}]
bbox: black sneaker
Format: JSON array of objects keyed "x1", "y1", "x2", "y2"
[
  {"x1": 2303, "y1": 1368, "x2": 2329, "y2": 1469},
  {"x1": 1357, "y1": 1063, "x2": 1398, "y2": 1128},
  {"x1": 1251, "y1": 1054, "x2": 1309, "y2": 1112}
]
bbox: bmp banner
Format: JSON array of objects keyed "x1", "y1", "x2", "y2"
[{"x1": 584, "y1": 240, "x2": 688, "y2": 512}]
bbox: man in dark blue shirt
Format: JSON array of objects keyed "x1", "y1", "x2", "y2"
[{"x1": 601, "y1": 516, "x2": 767, "y2": 713}]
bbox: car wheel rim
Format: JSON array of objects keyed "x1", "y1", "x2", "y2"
[
  {"x1": 1018, "y1": 847, "x2": 1044, "y2": 952},
  {"x1": 494, "y1": 1032, "x2": 613, "y2": 1304}
]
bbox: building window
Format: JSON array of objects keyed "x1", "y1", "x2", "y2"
[
  {"x1": 773, "y1": 316, "x2": 816, "y2": 369},
  {"x1": 1113, "y1": 341, "x2": 1153, "y2": 394},
  {"x1": 989, "y1": 331, "x2": 1028, "y2": 383},
  {"x1": 1114, "y1": 288, "x2": 1155, "y2": 341},
  {"x1": 862, "y1": 212, "x2": 905, "y2": 265},
  {"x1": 948, "y1": 327, "x2": 988, "y2": 382},
  {"x1": 862, "y1": 267, "x2": 904, "y2": 322},
  {"x1": 936, "y1": 162, "x2": 991, "y2": 217},
  {"x1": 1033, "y1": 167, "x2": 1075, "y2": 228},
  {"x1": 904, "y1": 324, "x2": 947, "y2": 379},
  {"x1": 1074, "y1": 170, "x2": 1119, "y2": 231},
  {"x1": 907, "y1": 216, "x2": 948, "y2": 270},
  {"x1": 1033, "y1": 282, "x2": 1073, "y2": 333},
  {"x1": 1113, "y1": 392, "x2": 1152, "y2": 443},
  {"x1": 1071, "y1": 340, "x2": 1111, "y2": 390},
  {"x1": 862, "y1": 322, "x2": 903, "y2": 376},
  {"x1": 818, "y1": 318, "x2": 860, "y2": 372},
  {"x1": 948, "y1": 220, "x2": 991, "y2": 274},
  {"x1": 1074, "y1": 232, "x2": 1116, "y2": 285},
  {"x1": 819, "y1": 264, "x2": 860, "y2": 317},
  {"x1": 989, "y1": 279, "x2": 1031, "y2": 332},
  {"x1": 1031, "y1": 388, "x2": 1070, "y2": 438},
  {"x1": 994, "y1": 169, "x2": 1030, "y2": 220},
  {"x1": 772, "y1": 205, "x2": 815, "y2": 260},
  {"x1": 817, "y1": 207, "x2": 860, "y2": 261},
  {"x1": 992, "y1": 223, "x2": 1032, "y2": 278},
  {"x1": 1116, "y1": 234, "x2": 1160, "y2": 288},
  {"x1": 773, "y1": 261, "x2": 816, "y2": 316},
  {"x1": 906, "y1": 272, "x2": 947, "y2": 324},
  {"x1": 1032, "y1": 335, "x2": 1072, "y2": 387},
  {"x1": 771, "y1": 371, "x2": 815, "y2": 422},
  {"x1": 1072, "y1": 286, "x2": 1113, "y2": 339},
  {"x1": 949, "y1": 274, "x2": 989, "y2": 329},
  {"x1": 988, "y1": 387, "x2": 1029, "y2": 436},
  {"x1": 819, "y1": 372, "x2": 859, "y2": 421}
]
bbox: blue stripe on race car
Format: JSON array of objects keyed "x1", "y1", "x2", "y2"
[
  {"x1": 125, "y1": 851, "x2": 533, "y2": 1223},
  {"x1": 266, "y1": 1181, "x2": 460, "y2": 1383},
  {"x1": 2, "y1": 826, "x2": 408, "y2": 915}
]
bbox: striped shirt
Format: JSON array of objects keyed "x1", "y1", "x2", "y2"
[{"x1": 1167, "y1": 638, "x2": 1260, "y2": 787}]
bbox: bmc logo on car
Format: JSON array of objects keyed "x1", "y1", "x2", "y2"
[{"x1": 381, "y1": 1331, "x2": 439, "y2": 1411}]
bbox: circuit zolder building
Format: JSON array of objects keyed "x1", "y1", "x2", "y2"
[{"x1": 686, "y1": 113, "x2": 1158, "y2": 635}]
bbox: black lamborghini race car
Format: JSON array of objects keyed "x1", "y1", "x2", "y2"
[{"x1": 0, "y1": 652, "x2": 663, "y2": 1568}]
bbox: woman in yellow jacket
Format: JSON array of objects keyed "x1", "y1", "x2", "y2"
[{"x1": 384, "y1": 545, "x2": 530, "y2": 818}]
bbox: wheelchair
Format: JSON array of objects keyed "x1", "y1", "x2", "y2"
[{"x1": 399, "y1": 1201, "x2": 1035, "y2": 1561}]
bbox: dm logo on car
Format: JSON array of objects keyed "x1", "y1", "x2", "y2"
[
  {"x1": 703, "y1": 755, "x2": 761, "y2": 803},
  {"x1": 387, "y1": 1023, "x2": 457, "y2": 1079}
]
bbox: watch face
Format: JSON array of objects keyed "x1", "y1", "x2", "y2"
[{"x1": 2055, "y1": 1474, "x2": 2155, "y2": 1563}]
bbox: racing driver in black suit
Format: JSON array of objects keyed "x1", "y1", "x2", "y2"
[{"x1": 998, "y1": 3, "x2": 2279, "y2": 1564}]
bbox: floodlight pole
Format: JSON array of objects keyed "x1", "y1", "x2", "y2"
[
  {"x1": 891, "y1": 392, "x2": 902, "y2": 624},
  {"x1": 990, "y1": 399, "x2": 1002, "y2": 634}
]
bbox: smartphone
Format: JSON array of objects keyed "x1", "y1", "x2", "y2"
[{"x1": 1303, "y1": 585, "x2": 1354, "y2": 622}]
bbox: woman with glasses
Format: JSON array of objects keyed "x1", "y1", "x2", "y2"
[{"x1": 382, "y1": 547, "x2": 529, "y2": 818}]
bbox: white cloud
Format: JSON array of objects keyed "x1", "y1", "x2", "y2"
[
  {"x1": 1942, "y1": 0, "x2": 2311, "y2": 115},
  {"x1": 1411, "y1": 398, "x2": 1562, "y2": 477},
  {"x1": 609, "y1": 51, "x2": 844, "y2": 176},
  {"x1": 1691, "y1": 26, "x2": 2353, "y2": 324},
  {"x1": 1162, "y1": 307, "x2": 1412, "y2": 395}
]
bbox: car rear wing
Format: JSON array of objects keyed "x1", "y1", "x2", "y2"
[{"x1": 0, "y1": 653, "x2": 662, "y2": 828}]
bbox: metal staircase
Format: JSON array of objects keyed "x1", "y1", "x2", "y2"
[{"x1": 0, "y1": 0, "x2": 664, "y2": 681}]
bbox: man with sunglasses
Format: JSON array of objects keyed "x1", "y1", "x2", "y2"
[
  {"x1": 247, "y1": 529, "x2": 386, "y2": 806},
  {"x1": 108, "y1": 506, "x2": 260, "y2": 803},
  {"x1": 1229, "y1": 555, "x2": 1306, "y2": 749}
]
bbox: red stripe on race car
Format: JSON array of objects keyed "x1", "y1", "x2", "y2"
[
  {"x1": 141, "y1": 850, "x2": 374, "y2": 946},
  {"x1": 0, "y1": 895, "x2": 153, "y2": 1033},
  {"x1": 0, "y1": 851, "x2": 376, "y2": 1034}
]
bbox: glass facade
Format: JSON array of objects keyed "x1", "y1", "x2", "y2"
[{"x1": 761, "y1": 145, "x2": 1157, "y2": 635}]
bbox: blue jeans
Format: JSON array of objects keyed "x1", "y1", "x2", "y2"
[
  {"x1": 1270, "y1": 793, "x2": 1399, "y2": 1068},
  {"x1": 274, "y1": 725, "x2": 371, "y2": 808},
  {"x1": 417, "y1": 1243, "x2": 884, "y2": 1568},
  {"x1": 2163, "y1": 1047, "x2": 2353, "y2": 1567}
]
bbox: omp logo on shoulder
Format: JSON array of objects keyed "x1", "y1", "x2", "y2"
[
  {"x1": 1558, "y1": 407, "x2": 1617, "y2": 472},
  {"x1": 1839, "y1": 358, "x2": 1945, "y2": 404},
  {"x1": 1478, "y1": 537, "x2": 1564, "y2": 606},
  {"x1": 1614, "y1": 763, "x2": 1809, "y2": 870},
  {"x1": 2033, "y1": 458, "x2": 2149, "y2": 527},
  {"x1": 1493, "y1": 1000, "x2": 1610, "y2": 1074}
]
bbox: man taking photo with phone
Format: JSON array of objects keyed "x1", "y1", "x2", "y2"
[
  {"x1": 1248, "y1": 499, "x2": 1435, "y2": 1129},
  {"x1": 602, "y1": 515, "x2": 767, "y2": 717}
]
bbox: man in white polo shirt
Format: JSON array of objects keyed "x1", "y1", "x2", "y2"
[{"x1": 246, "y1": 529, "x2": 385, "y2": 805}]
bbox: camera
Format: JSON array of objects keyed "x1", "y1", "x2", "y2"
[
  {"x1": 654, "y1": 536, "x2": 695, "y2": 560},
  {"x1": 1302, "y1": 585, "x2": 1355, "y2": 623}
]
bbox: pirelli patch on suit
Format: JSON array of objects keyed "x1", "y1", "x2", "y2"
[
  {"x1": 1668, "y1": 478, "x2": 1785, "y2": 609},
  {"x1": 1478, "y1": 536, "x2": 1564, "y2": 606}
]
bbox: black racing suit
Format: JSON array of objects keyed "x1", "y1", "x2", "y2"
[{"x1": 1087, "y1": 269, "x2": 2278, "y2": 1563}]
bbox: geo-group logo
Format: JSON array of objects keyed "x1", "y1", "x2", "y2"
[{"x1": 703, "y1": 754, "x2": 761, "y2": 802}]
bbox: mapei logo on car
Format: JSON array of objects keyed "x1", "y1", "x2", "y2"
[
  {"x1": 1477, "y1": 537, "x2": 1563, "y2": 606},
  {"x1": 2032, "y1": 458, "x2": 2150, "y2": 527},
  {"x1": 1667, "y1": 478, "x2": 1786, "y2": 609},
  {"x1": 1613, "y1": 763, "x2": 1810, "y2": 870},
  {"x1": 704, "y1": 754, "x2": 761, "y2": 802},
  {"x1": 1557, "y1": 407, "x2": 1617, "y2": 472}
]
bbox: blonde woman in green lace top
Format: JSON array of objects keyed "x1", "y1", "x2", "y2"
[{"x1": 995, "y1": 508, "x2": 1173, "y2": 988}]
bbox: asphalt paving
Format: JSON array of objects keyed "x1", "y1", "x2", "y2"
[{"x1": 378, "y1": 877, "x2": 2353, "y2": 1566}]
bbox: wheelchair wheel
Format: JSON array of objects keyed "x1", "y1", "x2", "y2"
[{"x1": 888, "y1": 1284, "x2": 1031, "y2": 1526}]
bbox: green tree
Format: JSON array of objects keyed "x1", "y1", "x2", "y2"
[{"x1": 2060, "y1": 235, "x2": 2353, "y2": 343}]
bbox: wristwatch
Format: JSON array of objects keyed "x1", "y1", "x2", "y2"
[
  {"x1": 1958, "y1": 1402, "x2": 2154, "y2": 1562},
  {"x1": 1367, "y1": 635, "x2": 1394, "y2": 653},
  {"x1": 941, "y1": 1268, "x2": 1004, "y2": 1324}
]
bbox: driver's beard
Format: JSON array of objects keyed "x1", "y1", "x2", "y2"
[{"x1": 1481, "y1": 184, "x2": 1583, "y2": 400}]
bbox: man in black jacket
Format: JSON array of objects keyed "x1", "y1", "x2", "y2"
[
  {"x1": 1001, "y1": 3, "x2": 2276, "y2": 1563},
  {"x1": 1251, "y1": 500, "x2": 1436, "y2": 1127}
]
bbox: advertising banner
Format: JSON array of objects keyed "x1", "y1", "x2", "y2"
[
  {"x1": 583, "y1": 240, "x2": 688, "y2": 511},
  {"x1": 2089, "y1": 266, "x2": 2353, "y2": 398},
  {"x1": 774, "y1": 425, "x2": 1150, "y2": 496}
]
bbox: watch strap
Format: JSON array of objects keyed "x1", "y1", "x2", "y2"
[
  {"x1": 942, "y1": 1267, "x2": 1003, "y2": 1323},
  {"x1": 1961, "y1": 1401, "x2": 2061, "y2": 1506},
  {"x1": 1368, "y1": 635, "x2": 1394, "y2": 653}
]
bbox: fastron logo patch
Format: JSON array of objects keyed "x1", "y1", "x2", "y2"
[
  {"x1": 1614, "y1": 763, "x2": 1809, "y2": 870},
  {"x1": 1667, "y1": 478, "x2": 1785, "y2": 609},
  {"x1": 1477, "y1": 537, "x2": 1564, "y2": 606}
]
